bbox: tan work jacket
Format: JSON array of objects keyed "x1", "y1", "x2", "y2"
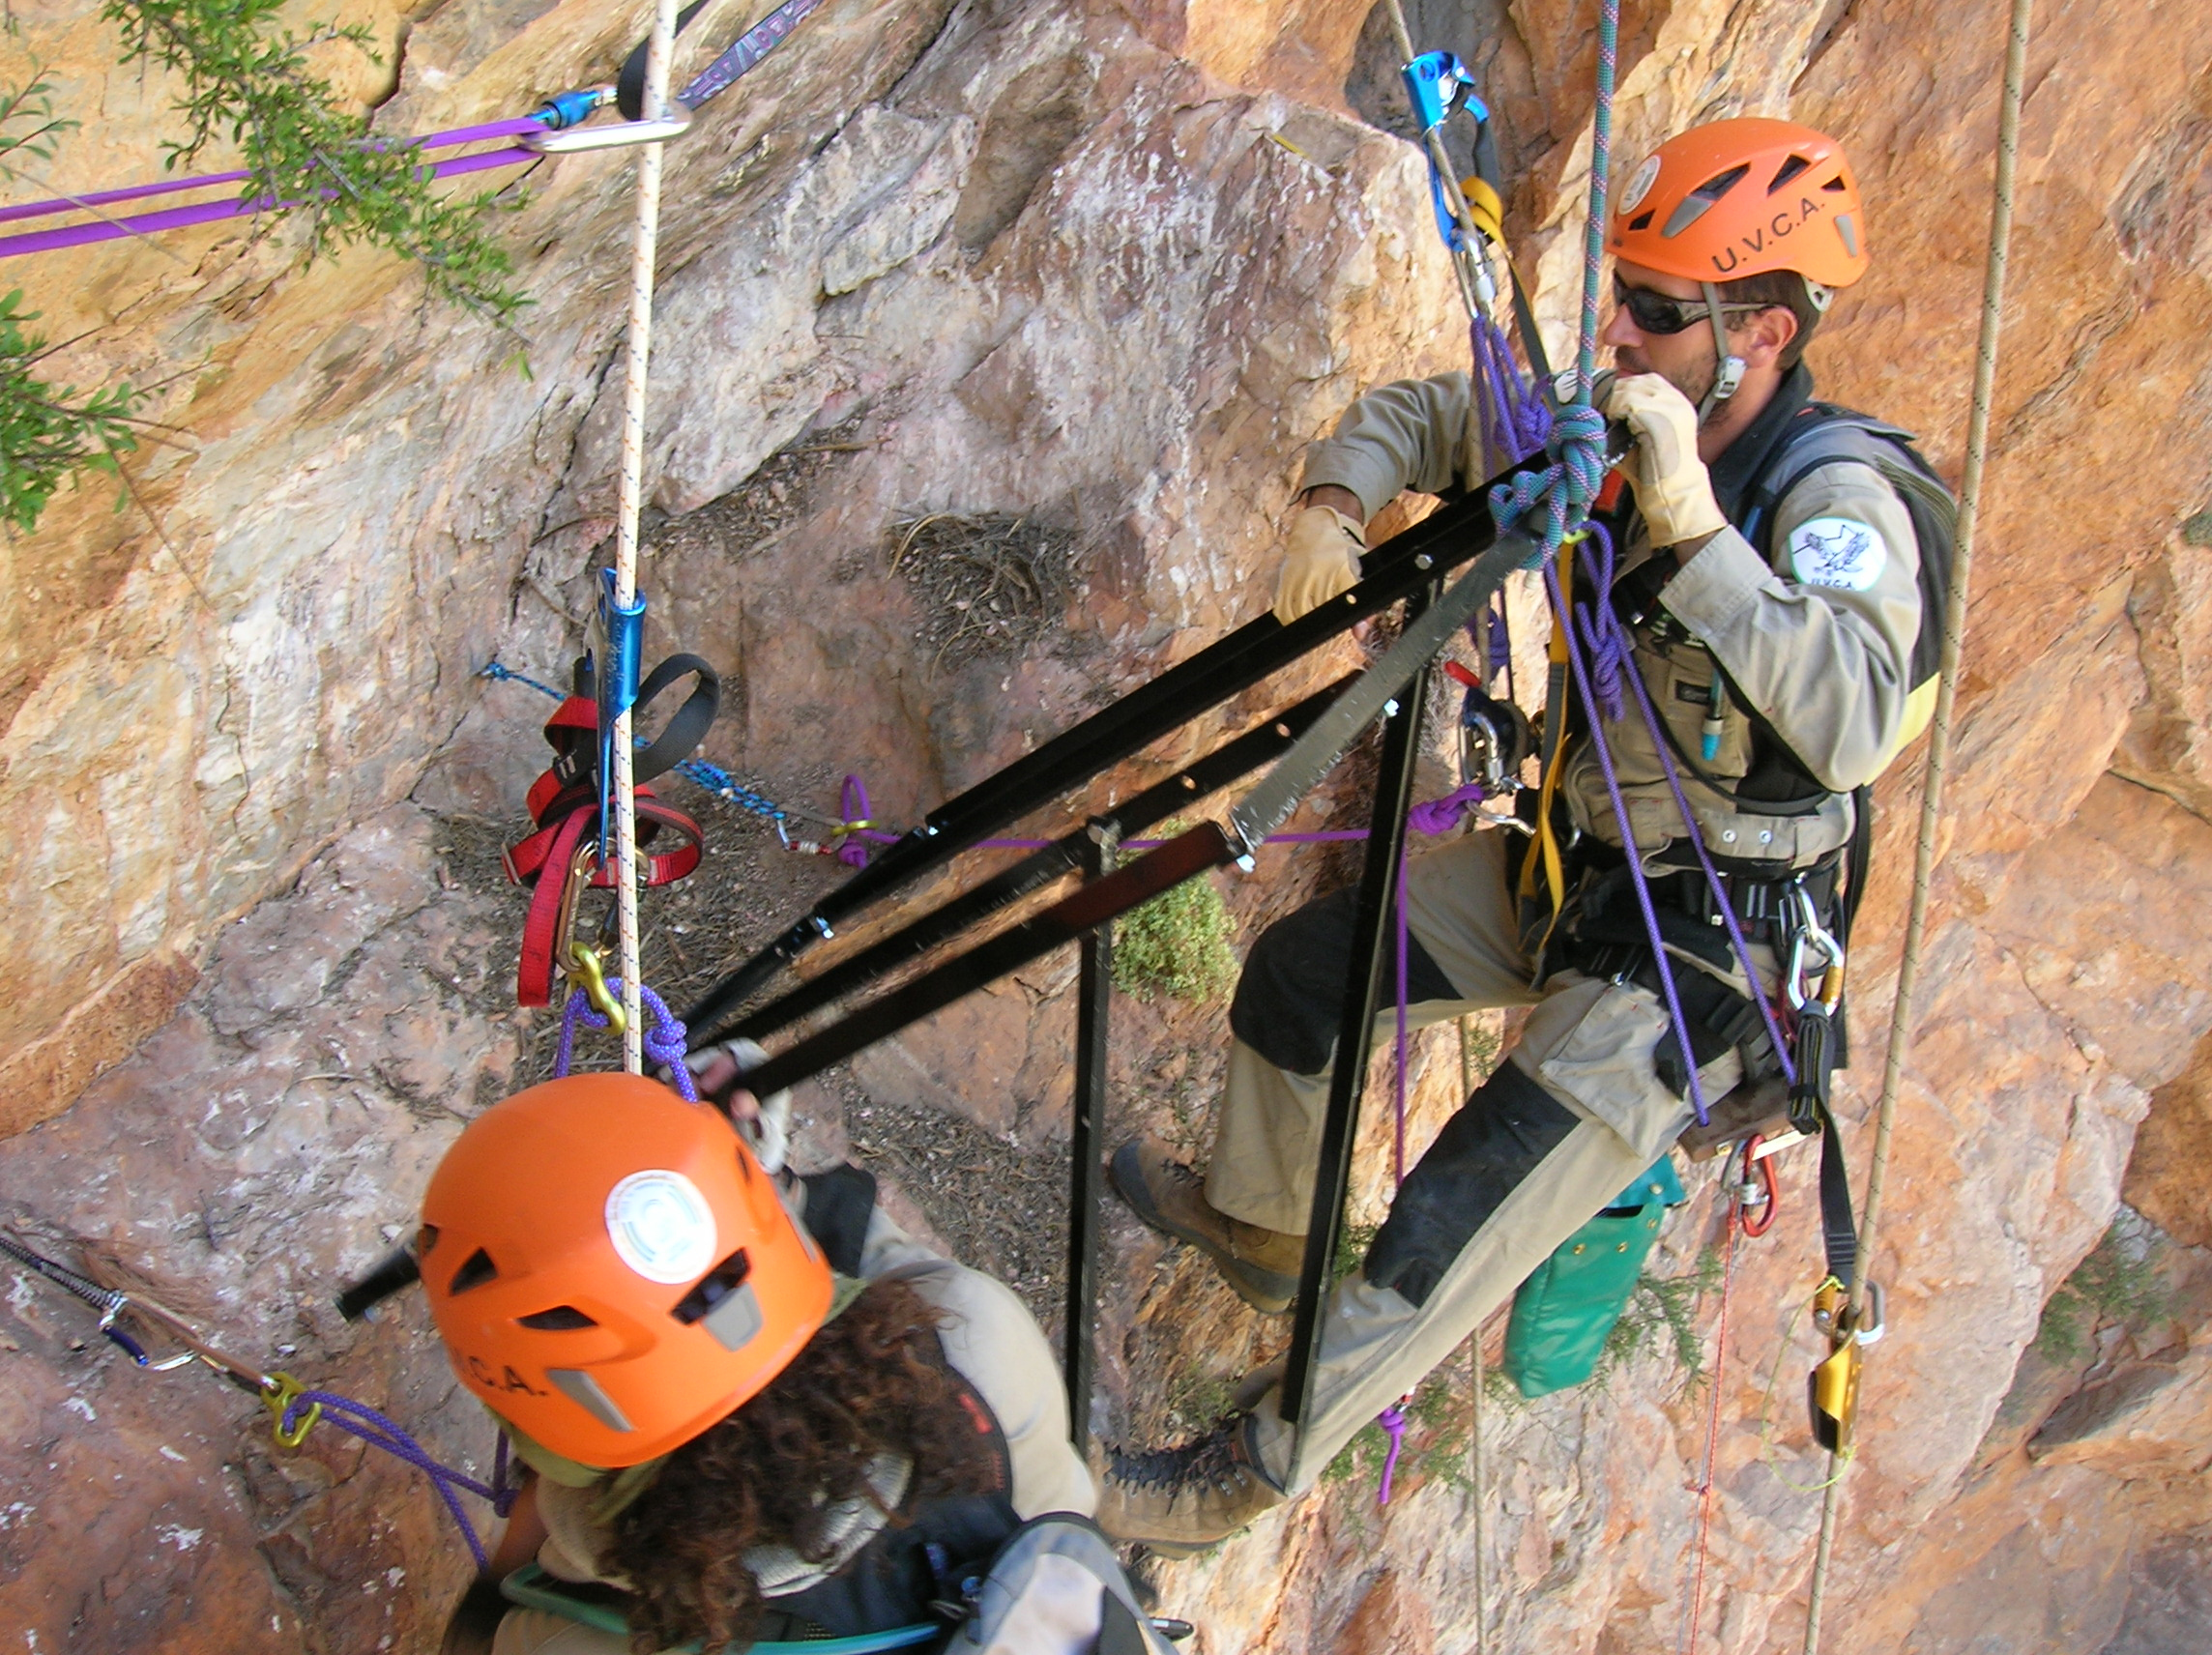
[{"x1": 1301, "y1": 368, "x2": 1921, "y2": 870}]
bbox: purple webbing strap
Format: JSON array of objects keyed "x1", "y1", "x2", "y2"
[
  {"x1": 279, "y1": 1392, "x2": 513, "y2": 1570},
  {"x1": 0, "y1": 120, "x2": 545, "y2": 261}
]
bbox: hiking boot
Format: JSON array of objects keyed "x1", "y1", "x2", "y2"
[
  {"x1": 1109, "y1": 1138, "x2": 1303, "y2": 1314},
  {"x1": 1094, "y1": 1412, "x2": 1286, "y2": 1555}
]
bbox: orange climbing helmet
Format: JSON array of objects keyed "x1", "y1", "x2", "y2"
[
  {"x1": 1609, "y1": 117, "x2": 1869, "y2": 292},
  {"x1": 420, "y1": 1073, "x2": 831, "y2": 1467}
]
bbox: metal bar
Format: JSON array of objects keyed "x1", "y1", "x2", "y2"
[
  {"x1": 1064, "y1": 830, "x2": 1114, "y2": 1454},
  {"x1": 715, "y1": 679, "x2": 1353, "y2": 1048},
  {"x1": 713, "y1": 825, "x2": 1238, "y2": 1103},
  {"x1": 1279, "y1": 595, "x2": 1435, "y2": 1427},
  {"x1": 682, "y1": 483, "x2": 1515, "y2": 1031}
]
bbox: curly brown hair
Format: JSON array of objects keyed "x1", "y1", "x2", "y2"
[{"x1": 606, "y1": 1278, "x2": 994, "y2": 1652}]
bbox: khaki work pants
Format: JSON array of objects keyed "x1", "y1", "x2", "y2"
[{"x1": 1206, "y1": 829, "x2": 1759, "y2": 1494}]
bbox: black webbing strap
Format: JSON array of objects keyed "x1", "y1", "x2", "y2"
[{"x1": 1806, "y1": 1095, "x2": 1859, "y2": 1289}]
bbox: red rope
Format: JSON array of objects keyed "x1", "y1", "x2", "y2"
[{"x1": 1682, "y1": 1186, "x2": 1742, "y2": 1653}]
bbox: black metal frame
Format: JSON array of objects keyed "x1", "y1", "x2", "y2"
[
  {"x1": 1064, "y1": 830, "x2": 1113, "y2": 1453},
  {"x1": 345, "y1": 467, "x2": 1542, "y2": 1463},
  {"x1": 1282, "y1": 595, "x2": 1434, "y2": 1425},
  {"x1": 680, "y1": 484, "x2": 1514, "y2": 1036}
]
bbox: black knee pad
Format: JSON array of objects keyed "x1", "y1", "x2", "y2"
[
  {"x1": 1362, "y1": 1062, "x2": 1580, "y2": 1308},
  {"x1": 1229, "y1": 886, "x2": 1460, "y2": 1076}
]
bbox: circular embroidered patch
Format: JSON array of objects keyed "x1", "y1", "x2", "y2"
[
  {"x1": 1787, "y1": 516, "x2": 1889, "y2": 592},
  {"x1": 1620, "y1": 154, "x2": 1662, "y2": 216}
]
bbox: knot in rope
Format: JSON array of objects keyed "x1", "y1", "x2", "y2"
[
  {"x1": 1488, "y1": 401, "x2": 1607, "y2": 566},
  {"x1": 1567, "y1": 522, "x2": 1628, "y2": 723},
  {"x1": 557, "y1": 979, "x2": 696, "y2": 1098}
]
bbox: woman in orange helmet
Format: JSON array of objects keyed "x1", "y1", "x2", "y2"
[{"x1": 424, "y1": 1072, "x2": 1095, "y2": 1654}]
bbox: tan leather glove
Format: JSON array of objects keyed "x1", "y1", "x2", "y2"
[
  {"x1": 1604, "y1": 373, "x2": 1727, "y2": 547},
  {"x1": 1271, "y1": 506, "x2": 1366, "y2": 624}
]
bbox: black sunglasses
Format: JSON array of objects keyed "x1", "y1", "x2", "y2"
[{"x1": 1612, "y1": 275, "x2": 1774, "y2": 336}]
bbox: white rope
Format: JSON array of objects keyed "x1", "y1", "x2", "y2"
[
  {"x1": 610, "y1": 0, "x2": 683, "y2": 1071},
  {"x1": 1800, "y1": 0, "x2": 2035, "y2": 1643}
]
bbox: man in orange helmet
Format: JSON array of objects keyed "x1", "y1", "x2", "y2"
[{"x1": 1100, "y1": 118, "x2": 1940, "y2": 1550}]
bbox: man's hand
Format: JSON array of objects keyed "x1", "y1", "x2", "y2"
[
  {"x1": 1604, "y1": 373, "x2": 1727, "y2": 552},
  {"x1": 1271, "y1": 500, "x2": 1366, "y2": 624},
  {"x1": 684, "y1": 1040, "x2": 790, "y2": 1173}
]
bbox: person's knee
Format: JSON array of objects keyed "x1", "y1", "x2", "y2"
[
  {"x1": 1230, "y1": 886, "x2": 1458, "y2": 1075},
  {"x1": 1360, "y1": 1062, "x2": 1580, "y2": 1307}
]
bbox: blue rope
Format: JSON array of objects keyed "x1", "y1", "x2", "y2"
[{"x1": 1486, "y1": 0, "x2": 1616, "y2": 564}]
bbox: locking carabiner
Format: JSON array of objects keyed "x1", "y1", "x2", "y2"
[
  {"x1": 1785, "y1": 880, "x2": 1846, "y2": 1011},
  {"x1": 562, "y1": 941, "x2": 628, "y2": 1035}
]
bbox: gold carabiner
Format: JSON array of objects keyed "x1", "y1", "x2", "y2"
[
  {"x1": 262, "y1": 1372, "x2": 321, "y2": 1449},
  {"x1": 563, "y1": 941, "x2": 627, "y2": 1036}
]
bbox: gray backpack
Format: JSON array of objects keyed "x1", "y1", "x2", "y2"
[{"x1": 941, "y1": 1514, "x2": 1187, "y2": 1655}]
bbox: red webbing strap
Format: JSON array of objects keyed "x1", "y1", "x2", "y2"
[{"x1": 509, "y1": 798, "x2": 704, "y2": 1006}]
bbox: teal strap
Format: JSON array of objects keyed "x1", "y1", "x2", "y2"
[{"x1": 498, "y1": 1564, "x2": 941, "y2": 1652}]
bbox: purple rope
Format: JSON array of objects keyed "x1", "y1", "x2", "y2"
[
  {"x1": 1562, "y1": 533, "x2": 1798, "y2": 1085},
  {"x1": 280, "y1": 1392, "x2": 513, "y2": 1570},
  {"x1": 1473, "y1": 311, "x2": 1550, "y2": 466},
  {"x1": 1376, "y1": 1401, "x2": 1411, "y2": 1505},
  {"x1": 557, "y1": 980, "x2": 697, "y2": 1100},
  {"x1": 1407, "y1": 784, "x2": 1490, "y2": 837},
  {"x1": 1615, "y1": 643, "x2": 1797, "y2": 1087},
  {"x1": 0, "y1": 120, "x2": 545, "y2": 261},
  {"x1": 1543, "y1": 540, "x2": 1709, "y2": 1125}
]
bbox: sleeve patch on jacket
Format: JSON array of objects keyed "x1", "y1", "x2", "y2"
[{"x1": 1786, "y1": 516, "x2": 1888, "y2": 592}]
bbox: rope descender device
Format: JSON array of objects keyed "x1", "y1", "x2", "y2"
[{"x1": 262, "y1": 1371, "x2": 324, "y2": 1449}]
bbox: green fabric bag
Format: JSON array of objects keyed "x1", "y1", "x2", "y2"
[{"x1": 1501, "y1": 1155, "x2": 1685, "y2": 1399}]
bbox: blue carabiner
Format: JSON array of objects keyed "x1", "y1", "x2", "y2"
[{"x1": 595, "y1": 571, "x2": 649, "y2": 857}]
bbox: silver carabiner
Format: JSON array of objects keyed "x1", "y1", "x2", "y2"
[
  {"x1": 1786, "y1": 880, "x2": 1844, "y2": 1010},
  {"x1": 523, "y1": 107, "x2": 693, "y2": 155}
]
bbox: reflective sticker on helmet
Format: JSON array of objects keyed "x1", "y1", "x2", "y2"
[
  {"x1": 1620, "y1": 154, "x2": 1661, "y2": 216},
  {"x1": 606, "y1": 1170, "x2": 718, "y2": 1285},
  {"x1": 1787, "y1": 517, "x2": 1888, "y2": 593}
]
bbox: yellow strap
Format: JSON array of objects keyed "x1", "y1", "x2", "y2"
[{"x1": 1520, "y1": 540, "x2": 1575, "y2": 954}]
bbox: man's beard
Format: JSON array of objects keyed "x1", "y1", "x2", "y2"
[{"x1": 1611, "y1": 346, "x2": 1717, "y2": 408}]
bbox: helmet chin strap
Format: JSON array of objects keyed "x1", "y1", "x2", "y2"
[{"x1": 1697, "y1": 281, "x2": 1745, "y2": 424}]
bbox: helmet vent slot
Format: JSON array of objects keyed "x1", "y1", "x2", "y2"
[
  {"x1": 1627, "y1": 210, "x2": 1655, "y2": 232},
  {"x1": 671, "y1": 1248, "x2": 752, "y2": 1326},
  {"x1": 518, "y1": 1305, "x2": 600, "y2": 1331},
  {"x1": 449, "y1": 1248, "x2": 499, "y2": 1295},
  {"x1": 1662, "y1": 164, "x2": 1751, "y2": 238},
  {"x1": 1767, "y1": 154, "x2": 1813, "y2": 193},
  {"x1": 1822, "y1": 175, "x2": 1849, "y2": 191}
]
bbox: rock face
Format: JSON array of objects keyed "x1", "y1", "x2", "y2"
[{"x1": 4, "y1": 0, "x2": 2212, "y2": 1651}]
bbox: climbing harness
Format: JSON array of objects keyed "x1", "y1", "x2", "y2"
[
  {"x1": 0, "y1": 1227, "x2": 514, "y2": 1567},
  {"x1": 0, "y1": 0, "x2": 833, "y2": 262},
  {"x1": 1798, "y1": 5, "x2": 2033, "y2": 1639}
]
